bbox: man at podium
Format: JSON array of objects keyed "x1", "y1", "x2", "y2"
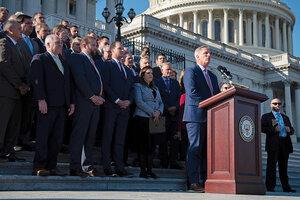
[{"x1": 183, "y1": 46, "x2": 220, "y2": 192}]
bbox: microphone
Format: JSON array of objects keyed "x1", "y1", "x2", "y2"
[{"x1": 217, "y1": 65, "x2": 232, "y2": 80}]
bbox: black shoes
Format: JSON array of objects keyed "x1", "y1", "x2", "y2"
[
  {"x1": 104, "y1": 168, "x2": 117, "y2": 177},
  {"x1": 70, "y1": 168, "x2": 88, "y2": 178},
  {"x1": 170, "y1": 162, "x2": 183, "y2": 170},
  {"x1": 86, "y1": 169, "x2": 102, "y2": 177},
  {"x1": 139, "y1": 171, "x2": 158, "y2": 179},
  {"x1": 147, "y1": 172, "x2": 158, "y2": 179},
  {"x1": 7, "y1": 154, "x2": 25, "y2": 162},
  {"x1": 50, "y1": 168, "x2": 67, "y2": 176},
  {"x1": 32, "y1": 168, "x2": 50, "y2": 176},
  {"x1": 115, "y1": 169, "x2": 133, "y2": 177},
  {"x1": 284, "y1": 188, "x2": 296, "y2": 193}
]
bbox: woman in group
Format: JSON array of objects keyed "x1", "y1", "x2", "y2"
[{"x1": 133, "y1": 66, "x2": 164, "y2": 178}]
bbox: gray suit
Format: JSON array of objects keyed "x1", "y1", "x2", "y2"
[
  {"x1": 0, "y1": 35, "x2": 26, "y2": 157},
  {"x1": 133, "y1": 83, "x2": 164, "y2": 118}
]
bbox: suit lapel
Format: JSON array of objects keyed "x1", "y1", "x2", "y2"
[
  {"x1": 81, "y1": 52, "x2": 101, "y2": 82},
  {"x1": 45, "y1": 52, "x2": 64, "y2": 77}
]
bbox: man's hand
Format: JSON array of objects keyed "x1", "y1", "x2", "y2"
[
  {"x1": 285, "y1": 126, "x2": 291, "y2": 133},
  {"x1": 117, "y1": 100, "x2": 130, "y2": 109},
  {"x1": 275, "y1": 125, "x2": 281, "y2": 132},
  {"x1": 91, "y1": 96, "x2": 105, "y2": 106},
  {"x1": 152, "y1": 110, "x2": 160, "y2": 122},
  {"x1": 168, "y1": 106, "x2": 177, "y2": 116},
  {"x1": 19, "y1": 83, "x2": 30, "y2": 95},
  {"x1": 38, "y1": 100, "x2": 47, "y2": 114},
  {"x1": 68, "y1": 104, "x2": 75, "y2": 116}
]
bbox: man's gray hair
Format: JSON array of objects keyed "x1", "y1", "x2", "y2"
[
  {"x1": 3, "y1": 20, "x2": 20, "y2": 32},
  {"x1": 194, "y1": 45, "x2": 209, "y2": 59},
  {"x1": 0, "y1": 7, "x2": 8, "y2": 13},
  {"x1": 45, "y1": 34, "x2": 58, "y2": 45}
]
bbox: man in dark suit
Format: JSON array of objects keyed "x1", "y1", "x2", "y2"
[
  {"x1": 30, "y1": 34, "x2": 74, "y2": 176},
  {"x1": 152, "y1": 54, "x2": 165, "y2": 78},
  {"x1": 0, "y1": 20, "x2": 28, "y2": 162},
  {"x1": 68, "y1": 36, "x2": 105, "y2": 178},
  {"x1": 30, "y1": 12, "x2": 45, "y2": 38},
  {"x1": 53, "y1": 24, "x2": 70, "y2": 62},
  {"x1": 101, "y1": 41, "x2": 134, "y2": 177},
  {"x1": 261, "y1": 98, "x2": 296, "y2": 193},
  {"x1": 0, "y1": 7, "x2": 9, "y2": 32},
  {"x1": 154, "y1": 62, "x2": 182, "y2": 169},
  {"x1": 183, "y1": 46, "x2": 220, "y2": 192},
  {"x1": 33, "y1": 23, "x2": 50, "y2": 54}
]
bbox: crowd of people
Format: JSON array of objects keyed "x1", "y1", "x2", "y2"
[{"x1": 1, "y1": 7, "x2": 295, "y2": 193}]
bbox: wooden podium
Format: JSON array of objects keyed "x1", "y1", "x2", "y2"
[{"x1": 199, "y1": 87, "x2": 268, "y2": 195}]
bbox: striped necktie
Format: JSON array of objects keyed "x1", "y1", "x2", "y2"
[
  {"x1": 54, "y1": 55, "x2": 64, "y2": 75},
  {"x1": 204, "y1": 68, "x2": 214, "y2": 96}
]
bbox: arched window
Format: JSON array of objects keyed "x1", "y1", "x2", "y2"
[
  {"x1": 189, "y1": 22, "x2": 194, "y2": 32},
  {"x1": 228, "y1": 20, "x2": 234, "y2": 43},
  {"x1": 262, "y1": 24, "x2": 266, "y2": 47},
  {"x1": 202, "y1": 21, "x2": 208, "y2": 37},
  {"x1": 214, "y1": 20, "x2": 221, "y2": 41}
]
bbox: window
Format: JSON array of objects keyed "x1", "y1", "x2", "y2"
[
  {"x1": 189, "y1": 22, "x2": 194, "y2": 32},
  {"x1": 214, "y1": 20, "x2": 221, "y2": 41},
  {"x1": 69, "y1": 0, "x2": 77, "y2": 16},
  {"x1": 228, "y1": 20, "x2": 234, "y2": 43},
  {"x1": 270, "y1": 27, "x2": 274, "y2": 48},
  {"x1": 262, "y1": 24, "x2": 265, "y2": 47},
  {"x1": 202, "y1": 21, "x2": 208, "y2": 37}
]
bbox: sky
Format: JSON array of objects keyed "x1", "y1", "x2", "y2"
[{"x1": 96, "y1": 0, "x2": 300, "y2": 58}]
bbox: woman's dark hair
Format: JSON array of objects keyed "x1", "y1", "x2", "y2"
[{"x1": 139, "y1": 66, "x2": 155, "y2": 89}]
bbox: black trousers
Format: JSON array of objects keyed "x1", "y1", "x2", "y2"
[
  {"x1": 33, "y1": 106, "x2": 66, "y2": 169},
  {"x1": 266, "y1": 137, "x2": 291, "y2": 191},
  {"x1": 0, "y1": 97, "x2": 22, "y2": 157}
]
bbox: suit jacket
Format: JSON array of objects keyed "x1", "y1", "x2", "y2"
[
  {"x1": 133, "y1": 83, "x2": 164, "y2": 118},
  {"x1": 0, "y1": 36, "x2": 26, "y2": 99},
  {"x1": 183, "y1": 65, "x2": 220, "y2": 123},
  {"x1": 30, "y1": 52, "x2": 73, "y2": 106},
  {"x1": 33, "y1": 38, "x2": 46, "y2": 54},
  {"x1": 68, "y1": 52, "x2": 103, "y2": 104},
  {"x1": 102, "y1": 59, "x2": 134, "y2": 109},
  {"x1": 261, "y1": 112, "x2": 294, "y2": 153},
  {"x1": 154, "y1": 77, "x2": 181, "y2": 118},
  {"x1": 152, "y1": 66, "x2": 162, "y2": 78}
]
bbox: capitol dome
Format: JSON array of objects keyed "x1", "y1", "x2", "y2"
[{"x1": 145, "y1": 0, "x2": 295, "y2": 56}]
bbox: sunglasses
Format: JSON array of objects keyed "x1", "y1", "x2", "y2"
[{"x1": 272, "y1": 102, "x2": 281, "y2": 105}]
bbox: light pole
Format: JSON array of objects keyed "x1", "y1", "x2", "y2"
[{"x1": 102, "y1": 0, "x2": 136, "y2": 42}]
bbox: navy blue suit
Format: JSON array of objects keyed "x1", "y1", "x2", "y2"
[
  {"x1": 68, "y1": 52, "x2": 104, "y2": 171},
  {"x1": 30, "y1": 51, "x2": 73, "y2": 170},
  {"x1": 183, "y1": 65, "x2": 220, "y2": 185},
  {"x1": 101, "y1": 59, "x2": 134, "y2": 171},
  {"x1": 155, "y1": 77, "x2": 181, "y2": 166}
]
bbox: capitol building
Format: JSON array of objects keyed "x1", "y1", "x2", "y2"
[{"x1": 1, "y1": 0, "x2": 299, "y2": 142}]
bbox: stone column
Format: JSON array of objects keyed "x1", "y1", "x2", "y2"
[
  {"x1": 179, "y1": 13, "x2": 183, "y2": 28},
  {"x1": 265, "y1": 13, "x2": 270, "y2": 48},
  {"x1": 235, "y1": 15, "x2": 239, "y2": 45},
  {"x1": 166, "y1": 16, "x2": 171, "y2": 23},
  {"x1": 258, "y1": 18, "x2": 262, "y2": 46},
  {"x1": 193, "y1": 11, "x2": 198, "y2": 34},
  {"x1": 77, "y1": 0, "x2": 87, "y2": 24},
  {"x1": 284, "y1": 81, "x2": 293, "y2": 124},
  {"x1": 106, "y1": 0, "x2": 115, "y2": 38},
  {"x1": 57, "y1": 0, "x2": 67, "y2": 17},
  {"x1": 208, "y1": 9, "x2": 213, "y2": 39},
  {"x1": 283, "y1": 20, "x2": 287, "y2": 52},
  {"x1": 287, "y1": 24, "x2": 292, "y2": 54},
  {"x1": 295, "y1": 83, "x2": 300, "y2": 142},
  {"x1": 264, "y1": 83, "x2": 273, "y2": 114},
  {"x1": 239, "y1": 9, "x2": 244, "y2": 46},
  {"x1": 291, "y1": 28, "x2": 294, "y2": 55},
  {"x1": 7, "y1": 0, "x2": 16, "y2": 14},
  {"x1": 253, "y1": 11, "x2": 258, "y2": 47},
  {"x1": 223, "y1": 8, "x2": 229, "y2": 44},
  {"x1": 246, "y1": 14, "x2": 252, "y2": 45},
  {"x1": 275, "y1": 16, "x2": 280, "y2": 50}
]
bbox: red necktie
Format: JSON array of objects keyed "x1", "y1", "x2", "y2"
[
  {"x1": 204, "y1": 68, "x2": 214, "y2": 96},
  {"x1": 90, "y1": 58, "x2": 103, "y2": 96},
  {"x1": 118, "y1": 61, "x2": 126, "y2": 80},
  {"x1": 1, "y1": 23, "x2": 3, "y2": 30}
]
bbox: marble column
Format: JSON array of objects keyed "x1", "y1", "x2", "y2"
[
  {"x1": 23, "y1": 0, "x2": 41, "y2": 16},
  {"x1": 8, "y1": 0, "x2": 16, "y2": 14},
  {"x1": 246, "y1": 14, "x2": 252, "y2": 45},
  {"x1": 253, "y1": 11, "x2": 258, "y2": 47},
  {"x1": 295, "y1": 83, "x2": 300, "y2": 141},
  {"x1": 77, "y1": 0, "x2": 87, "y2": 24},
  {"x1": 275, "y1": 16, "x2": 280, "y2": 50},
  {"x1": 57, "y1": 0, "x2": 67, "y2": 17},
  {"x1": 291, "y1": 28, "x2": 294, "y2": 55},
  {"x1": 264, "y1": 83, "x2": 273, "y2": 113},
  {"x1": 258, "y1": 18, "x2": 262, "y2": 46},
  {"x1": 284, "y1": 81, "x2": 293, "y2": 124},
  {"x1": 208, "y1": 9, "x2": 213, "y2": 39},
  {"x1": 287, "y1": 24, "x2": 292, "y2": 54},
  {"x1": 193, "y1": 11, "x2": 198, "y2": 34},
  {"x1": 239, "y1": 9, "x2": 244, "y2": 46},
  {"x1": 235, "y1": 15, "x2": 239, "y2": 45},
  {"x1": 223, "y1": 8, "x2": 229, "y2": 44},
  {"x1": 179, "y1": 13, "x2": 183, "y2": 28},
  {"x1": 282, "y1": 20, "x2": 287, "y2": 52},
  {"x1": 265, "y1": 13, "x2": 270, "y2": 48},
  {"x1": 166, "y1": 16, "x2": 171, "y2": 23}
]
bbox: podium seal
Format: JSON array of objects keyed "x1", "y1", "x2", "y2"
[{"x1": 239, "y1": 115, "x2": 255, "y2": 142}]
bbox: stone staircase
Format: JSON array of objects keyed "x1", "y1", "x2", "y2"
[{"x1": 0, "y1": 143, "x2": 300, "y2": 195}]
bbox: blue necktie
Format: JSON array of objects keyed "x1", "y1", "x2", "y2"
[
  {"x1": 276, "y1": 113, "x2": 286, "y2": 137},
  {"x1": 24, "y1": 36, "x2": 34, "y2": 55}
]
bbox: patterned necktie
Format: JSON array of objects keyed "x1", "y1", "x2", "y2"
[
  {"x1": 165, "y1": 78, "x2": 170, "y2": 90},
  {"x1": 54, "y1": 55, "x2": 64, "y2": 75},
  {"x1": 24, "y1": 36, "x2": 34, "y2": 55},
  {"x1": 204, "y1": 68, "x2": 214, "y2": 96},
  {"x1": 118, "y1": 61, "x2": 126, "y2": 80},
  {"x1": 276, "y1": 112, "x2": 286, "y2": 137},
  {"x1": 90, "y1": 58, "x2": 103, "y2": 96}
]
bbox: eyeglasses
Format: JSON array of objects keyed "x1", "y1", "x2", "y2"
[{"x1": 272, "y1": 102, "x2": 281, "y2": 105}]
